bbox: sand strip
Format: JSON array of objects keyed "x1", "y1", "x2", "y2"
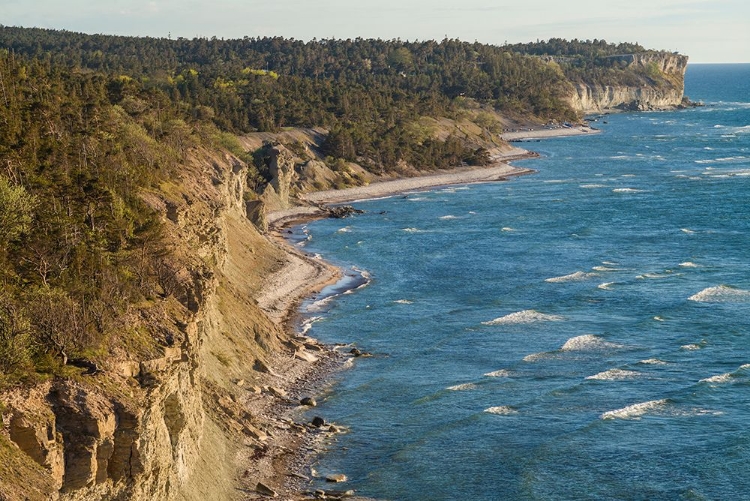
[{"x1": 500, "y1": 125, "x2": 601, "y2": 141}]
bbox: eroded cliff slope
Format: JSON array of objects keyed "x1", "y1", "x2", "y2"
[{"x1": 566, "y1": 52, "x2": 689, "y2": 113}]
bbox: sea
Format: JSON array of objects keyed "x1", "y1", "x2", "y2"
[{"x1": 292, "y1": 64, "x2": 750, "y2": 500}]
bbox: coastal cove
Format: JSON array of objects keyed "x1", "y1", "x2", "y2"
[{"x1": 284, "y1": 64, "x2": 750, "y2": 500}]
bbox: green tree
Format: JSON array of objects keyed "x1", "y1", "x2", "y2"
[{"x1": 0, "y1": 177, "x2": 36, "y2": 242}]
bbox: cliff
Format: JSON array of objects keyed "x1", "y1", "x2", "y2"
[
  {"x1": 0, "y1": 146, "x2": 336, "y2": 500},
  {"x1": 566, "y1": 52, "x2": 689, "y2": 113}
]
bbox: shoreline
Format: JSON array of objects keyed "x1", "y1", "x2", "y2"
[
  {"x1": 253, "y1": 123, "x2": 609, "y2": 496},
  {"x1": 254, "y1": 156, "x2": 542, "y2": 498},
  {"x1": 499, "y1": 124, "x2": 601, "y2": 142},
  {"x1": 268, "y1": 157, "x2": 537, "y2": 229}
]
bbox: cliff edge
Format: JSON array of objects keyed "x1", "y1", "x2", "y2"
[{"x1": 566, "y1": 52, "x2": 689, "y2": 113}]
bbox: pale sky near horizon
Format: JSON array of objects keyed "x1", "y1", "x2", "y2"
[{"x1": 2, "y1": 0, "x2": 749, "y2": 63}]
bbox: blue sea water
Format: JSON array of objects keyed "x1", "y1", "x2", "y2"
[{"x1": 295, "y1": 64, "x2": 750, "y2": 500}]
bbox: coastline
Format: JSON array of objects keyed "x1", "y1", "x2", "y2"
[
  {"x1": 500, "y1": 123, "x2": 601, "y2": 142},
  {"x1": 251, "y1": 129, "x2": 594, "y2": 497}
]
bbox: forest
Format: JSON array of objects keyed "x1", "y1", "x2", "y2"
[{"x1": 0, "y1": 26, "x2": 678, "y2": 384}]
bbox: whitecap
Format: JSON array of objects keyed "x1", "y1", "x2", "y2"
[
  {"x1": 598, "y1": 282, "x2": 615, "y2": 290},
  {"x1": 601, "y1": 399, "x2": 668, "y2": 420},
  {"x1": 612, "y1": 188, "x2": 644, "y2": 193},
  {"x1": 523, "y1": 352, "x2": 550, "y2": 362},
  {"x1": 640, "y1": 358, "x2": 668, "y2": 365},
  {"x1": 482, "y1": 310, "x2": 564, "y2": 325},
  {"x1": 300, "y1": 316, "x2": 323, "y2": 334},
  {"x1": 592, "y1": 266, "x2": 619, "y2": 272},
  {"x1": 484, "y1": 406, "x2": 518, "y2": 415},
  {"x1": 306, "y1": 296, "x2": 335, "y2": 313},
  {"x1": 561, "y1": 334, "x2": 623, "y2": 352},
  {"x1": 681, "y1": 343, "x2": 702, "y2": 351},
  {"x1": 501, "y1": 227, "x2": 515, "y2": 232},
  {"x1": 545, "y1": 271, "x2": 597, "y2": 283},
  {"x1": 637, "y1": 272, "x2": 676, "y2": 280},
  {"x1": 484, "y1": 369, "x2": 512, "y2": 377},
  {"x1": 394, "y1": 299, "x2": 413, "y2": 305},
  {"x1": 688, "y1": 285, "x2": 750, "y2": 302},
  {"x1": 681, "y1": 228, "x2": 695, "y2": 234},
  {"x1": 337, "y1": 226, "x2": 352, "y2": 233},
  {"x1": 447, "y1": 383, "x2": 477, "y2": 391},
  {"x1": 439, "y1": 215, "x2": 458, "y2": 220},
  {"x1": 602, "y1": 261, "x2": 619, "y2": 266},
  {"x1": 402, "y1": 227, "x2": 422, "y2": 233},
  {"x1": 679, "y1": 261, "x2": 699, "y2": 268},
  {"x1": 653, "y1": 316, "x2": 665, "y2": 322},
  {"x1": 700, "y1": 373, "x2": 733, "y2": 384},
  {"x1": 586, "y1": 369, "x2": 641, "y2": 381},
  {"x1": 580, "y1": 184, "x2": 606, "y2": 189}
]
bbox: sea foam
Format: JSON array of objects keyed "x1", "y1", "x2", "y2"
[
  {"x1": 447, "y1": 383, "x2": 477, "y2": 391},
  {"x1": 484, "y1": 369, "x2": 512, "y2": 377},
  {"x1": 484, "y1": 406, "x2": 518, "y2": 415},
  {"x1": 545, "y1": 271, "x2": 597, "y2": 283},
  {"x1": 482, "y1": 310, "x2": 564, "y2": 326},
  {"x1": 586, "y1": 369, "x2": 641, "y2": 381},
  {"x1": 601, "y1": 399, "x2": 668, "y2": 420},
  {"x1": 561, "y1": 334, "x2": 623, "y2": 352},
  {"x1": 688, "y1": 285, "x2": 750, "y2": 302}
]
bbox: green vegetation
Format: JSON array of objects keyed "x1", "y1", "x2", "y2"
[{"x1": 0, "y1": 27, "x2": 683, "y2": 386}]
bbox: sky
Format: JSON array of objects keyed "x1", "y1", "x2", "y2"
[{"x1": 2, "y1": 0, "x2": 749, "y2": 63}]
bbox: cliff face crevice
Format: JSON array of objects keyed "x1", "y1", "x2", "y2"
[
  {"x1": 567, "y1": 53, "x2": 689, "y2": 113},
  {"x1": 1, "y1": 147, "x2": 291, "y2": 501}
]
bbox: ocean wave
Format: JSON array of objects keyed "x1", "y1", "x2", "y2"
[
  {"x1": 681, "y1": 343, "x2": 702, "y2": 351},
  {"x1": 601, "y1": 399, "x2": 668, "y2": 420},
  {"x1": 679, "y1": 261, "x2": 699, "y2": 268},
  {"x1": 681, "y1": 228, "x2": 696, "y2": 234},
  {"x1": 300, "y1": 316, "x2": 324, "y2": 334},
  {"x1": 545, "y1": 271, "x2": 597, "y2": 283},
  {"x1": 402, "y1": 227, "x2": 423, "y2": 233},
  {"x1": 439, "y1": 215, "x2": 458, "y2": 220},
  {"x1": 394, "y1": 299, "x2": 413, "y2": 305},
  {"x1": 484, "y1": 406, "x2": 518, "y2": 415},
  {"x1": 592, "y1": 265, "x2": 619, "y2": 272},
  {"x1": 700, "y1": 372, "x2": 733, "y2": 384},
  {"x1": 688, "y1": 285, "x2": 750, "y2": 302},
  {"x1": 612, "y1": 188, "x2": 645, "y2": 193},
  {"x1": 637, "y1": 271, "x2": 678, "y2": 280},
  {"x1": 700, "y1": 364, "x2": 750, "y2": 384},
  {"x1": 337, "y1": 226, "x2": 352, "y2": 233},
  {"x1": 653, "y1": 316, "x2": 665, "y2": 322},
  {"x1": 306, "y1": 296, "x2": 335, "y2": 313},
  {"x1": 580, "y1": 184, "x2": 606, "y2": 189},
  {"x1": 501, "y1": 227, "x2": 515, "y2": 232},
  {"x1": 598, "y1": 282, "x2": 615, "y2": 290},
  {"x1": 523, "y1": 352, "x2": 553, "y2": 362},
  {"x1": 640, "y1": 358, "x2": 668, "y2": 365},
  {"x1": 447, "y1": 383, "x2": 477, "y2": 391},
  {"x1": 482, "y1": 309, "x2": 564, "y2": 326},
  {"x1": 561, "y1": 334, "x2": 623, "y2": 352},
  {"x1": 586, "y1": 369, "x2": 641, "y2": 381},
  {"x1": 484, "y1": 369, "x2": 512, "y2": 377},
  {"x1": 695, "y1": 155, "x2": 748, "y2": 165}
]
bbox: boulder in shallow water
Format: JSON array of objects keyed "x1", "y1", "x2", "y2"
[
  {"x1": 311, "y1": 416, "x2": 326, "y2": 427},
  {"x1": 300, "y1": 397, "x2": 317, "y2": 407},
  {"x1": 325, "y1": 473, "x2": 348, "y2": 483}
]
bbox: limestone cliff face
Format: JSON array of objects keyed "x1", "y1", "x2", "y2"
[
  {"x1": 567, "y1": 53, "x2": 689, "y2": 113},
  {"x1": 1, "y1": 148, "x2": 285, "y2": 501}
]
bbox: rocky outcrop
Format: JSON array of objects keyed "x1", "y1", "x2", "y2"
[
  {"x1": 567, "y1": 52, "x2": 689, "y2": 113},
  {"x1": 260, "y1": 143, "x2": 298, "y2": 211}
]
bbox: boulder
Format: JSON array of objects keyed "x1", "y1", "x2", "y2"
[{"x1": 300, "y1": 397, "x2": 317, "y2": 407}]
